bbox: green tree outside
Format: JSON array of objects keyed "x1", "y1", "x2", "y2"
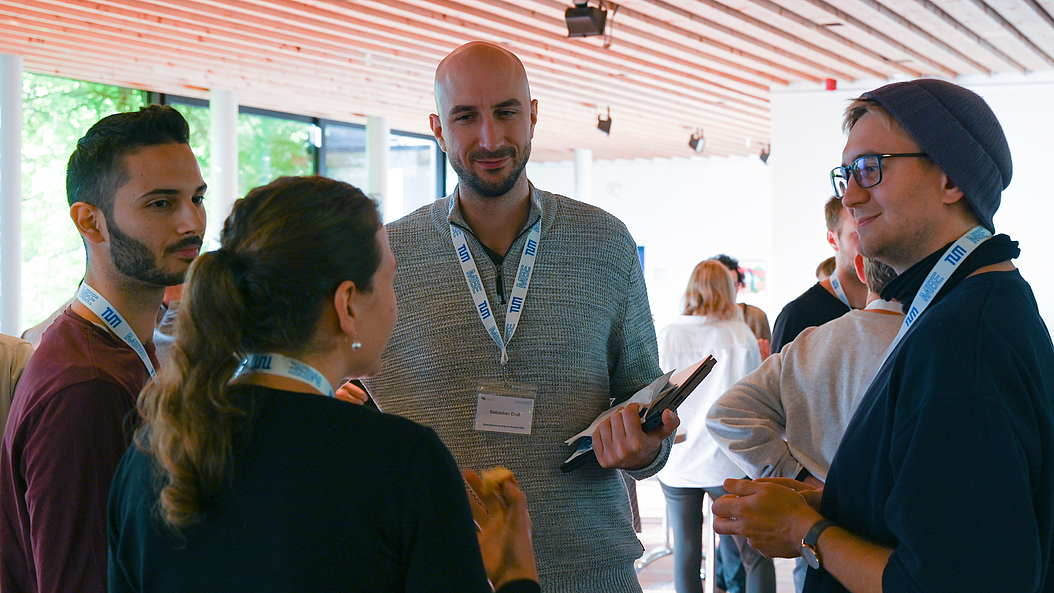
[
  {"x1": 18, "y1": 73, "x2": 146, "y2": 331},
  {"x1": 15, "y1": 77, "x2": 315, "y2": 333}
]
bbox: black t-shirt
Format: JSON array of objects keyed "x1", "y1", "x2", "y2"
[{"x1": 770, "y1": 283, "x2": 849, "y2": 354}]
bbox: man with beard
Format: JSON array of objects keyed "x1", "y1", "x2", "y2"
[
  {"x1": 710, "y1": 80, "x2": 1054, "y2": 592},
  {"x1": 363, "y1": 41, "x2": 677, "y2": 592},
  {"x1": 0, "y1": 105, "x2": 206, "y2": 593}
]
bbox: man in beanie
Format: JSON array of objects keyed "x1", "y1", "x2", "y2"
[{"x1": 710, "y1": 78, "x2": 1054, "y2": 592}]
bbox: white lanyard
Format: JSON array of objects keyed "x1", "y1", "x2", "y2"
[
  {"x1": 877, "y1": 225, "x2": 993, "y2": 369},
  {"x1": 232, "y1": 353, "x2": 335, "y2": 398},
  {"x1": 76, "y1": 283, "x2": 156, "y2": 379},
  {"x1": 449, "y1": 202, "x2": 541, "y2": 366},
  {"x1": 830, "y1": 275, "x2": 851, "y2": 307}
]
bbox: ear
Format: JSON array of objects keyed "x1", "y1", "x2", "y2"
[
  {"x1": 826, "y1": 228, "x2": 839, "y2": 252},
  {"x1": 333, "y1": 279, "x2": 359, "y2": 338},
  {"x1": 939, "y1": 173, "x2": 966, "y2": 206},
  {"x1": 854, "y1": 253, "x2": 867, "y2": 285},
  {"x1": 70, "y1": 202, "x2": 107, "y2": 244},
  {"x1": 529, "y1": 98, "x2": 538, "y2": 137},
  {"x1": 429, "y1": 113, "x2": 447, "y2": 153}
]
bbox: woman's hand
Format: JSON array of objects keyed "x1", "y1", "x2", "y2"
[{"x1": 463, "y1": 469, "x2": 539, "y2": 589}]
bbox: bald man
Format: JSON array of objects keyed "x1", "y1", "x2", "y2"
[{"x1": 364, "y1": 41, "x2": 677, "y2": 592}]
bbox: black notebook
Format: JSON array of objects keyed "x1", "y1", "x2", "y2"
[{"x1": 560, "y1": 355, "x2": 718, "y2": 473}]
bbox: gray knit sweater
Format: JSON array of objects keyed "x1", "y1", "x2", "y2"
[{"x1": 364, "y1": 186, "x2": 668, "y2": 592}]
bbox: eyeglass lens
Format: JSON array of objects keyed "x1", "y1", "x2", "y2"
[{"x1": 831, "y1": 155, "x2": 882, "y2": 198}]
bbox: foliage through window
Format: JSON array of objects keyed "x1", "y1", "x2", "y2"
[{"x1": 16, "y1": 73, "x2": 147, "y2": 330}]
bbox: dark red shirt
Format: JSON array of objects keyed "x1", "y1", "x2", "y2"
[{"x1": 0, "y1": 308, "x2": 155, "y2": 593}]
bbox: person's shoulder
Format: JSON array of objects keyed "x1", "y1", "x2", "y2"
[
  {"x1": 385, "y1": 198, "x2": 447, "y2": 243},
  {"x1": 111, "y1": 438, "x2": 154, "y2": 492},
  {"x1": 12, "y1": 314, "x2": 145, "y2": 424},
  {"x1": 791, "y1": 308, "x2": 900, "y2": 354},
  {"x1": 0, "y1": 334, "x2": 33, "y2": 370},
  {"x1": 258, "y1": 388, "x2": 441, "y2": 445},
  {"x1": 773, "y1": 289, "x2": 811, "y2": 325},
  {"x1": 925, "y1": 270, "x2": 1039, "y2": 330},
  {"x1": 537, "y1": 189, "x2": 631, "y2": 235},
  {"x1": 742, "y1": 303, "x2": 767, "y2": 318},
  {"x1": 919, "y1": 272, "x2": 1049, "y2": 358}
]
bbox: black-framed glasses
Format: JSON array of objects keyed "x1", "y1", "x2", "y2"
[{"x1": 830, "y1": 153, "x2": 928, "y2": 198}]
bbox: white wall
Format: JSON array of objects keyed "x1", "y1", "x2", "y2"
[
  {"x1": 528, "y1": 156, "x2": 774, "y2": 332},
  {"x1": 770, "y1": 71, "x2": 1054, "y2": 326},
  {"x1": 525, "y1": 70, "x2": 1054, "y2": 333}
]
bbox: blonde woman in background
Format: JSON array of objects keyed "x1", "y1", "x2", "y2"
[{"x1": 655, "y1": 260, "x2": 773, "y2": 593}]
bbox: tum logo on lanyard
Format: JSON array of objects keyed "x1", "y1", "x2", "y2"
[
  {"x1": 248, "y1": 355, "x2": 273, "y2": 370},
  {"x1": 944, "y1": 244, "x2": 968, "y2": 264},
  {"x1": 100, "y1": 307, "x2": 123, "y2": 329}
]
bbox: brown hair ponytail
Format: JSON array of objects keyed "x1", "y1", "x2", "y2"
[{"x1": 136, "y1": 176, "x2": 381, "y2": 527}]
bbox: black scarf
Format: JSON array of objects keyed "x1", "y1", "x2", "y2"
[{"x1": 880, "y1": 233, "x2": 1020, "y2": 314}]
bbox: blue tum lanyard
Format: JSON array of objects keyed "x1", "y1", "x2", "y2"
[
  {"x1": 233, "y1": 352, "x2": 335, "y2": 398},
  {"x1": 830, "y1": 275, "x2": 851, "y2": 307},
  {"x1": 449, "y1": 199, "x2": 541, "y2": 366},
  {"x1": 76, "y1": 283, "x2": 156, "y2": 379},
  {"x1": 875, "y1": 225, "x2": 993, "y2": 372}
]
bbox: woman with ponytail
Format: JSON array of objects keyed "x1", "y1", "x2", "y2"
[{"x1": 107, "y1": 176, "x2": 538, "y2": 592}]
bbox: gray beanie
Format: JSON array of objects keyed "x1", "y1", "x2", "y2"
[{"x1": 863, "y1": 79, "x2": 1012, "y2": 233}]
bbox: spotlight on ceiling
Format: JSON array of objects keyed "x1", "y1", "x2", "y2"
[
  {"x1": 597, "y1": 108, "x2": 612, "y2": 134},
  {"x1": 688, "y1": 130, "x2": 706, "y2": 154},
  {"x1": 760, "y1": 144, "x2": 771, "y2": 164},
  {"x1": 566, "y1": 1, "x2": 607, "y2": 37}
]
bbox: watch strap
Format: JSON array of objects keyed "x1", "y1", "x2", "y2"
[{"x1": 804, "y1": 517, "x2": 836, "y2": 548}]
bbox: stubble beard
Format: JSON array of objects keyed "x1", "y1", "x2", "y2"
[
  {"x1": 451, "y1": 142, "x2": 532, "y2": 199},
  {"x1": 108, "y1": 219, "x2": 194, "y2": 287}
]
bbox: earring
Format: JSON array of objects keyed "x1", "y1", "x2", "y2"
[{"x1": 351, "y1": 341, "x2": 362, "y2": 351}]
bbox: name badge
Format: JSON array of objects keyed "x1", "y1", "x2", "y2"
[{"x1": 474, "y1": 381, "x2": 536, "y2": 435}]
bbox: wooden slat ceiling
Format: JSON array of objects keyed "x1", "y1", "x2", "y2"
[{"x1": 1, "y1": 0, "x2": 1052, "y2": 161}]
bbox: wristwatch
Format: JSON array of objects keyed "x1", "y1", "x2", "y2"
[{"x1": 801, "y1": 518, "x2": 836, "y2": 569}]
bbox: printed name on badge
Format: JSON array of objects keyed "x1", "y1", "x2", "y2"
[{"x1": 474, "y1": 381, "x2": 537, "y2": 435}]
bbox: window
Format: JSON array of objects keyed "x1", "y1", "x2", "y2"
[
  {"x1": 165, "y1": 99, "x2": 317, "y2": 199},
  {"x1": 320, "y1": 121, "x2": 443, "y2": 223},
  {"x1": 14, "y1": 73, "x2": 147, "y2": 329},
  {"x1": 6, "y1": 79, "x2": 443, "y2": 331}
]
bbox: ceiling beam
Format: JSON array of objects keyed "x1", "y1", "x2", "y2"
[
  {"x1": 835, "y1": 0, "x2": 991, "y2": 74},
  {"x1": 960, "y1": 0, "x2": 1054, "y2": 68},
  {"x1": 903, "y1": 0, "x2": 1029, "y2": 73}
]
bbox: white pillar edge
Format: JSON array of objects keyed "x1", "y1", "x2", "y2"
[
  {"x1": 0, "y1": 54, "x2": 23, "y2": 335},
  {"x1": 366, "y1": 115, "x2": 390, "y2": 217},
  {"x1": 208, "y1": 89, "x2": 238, "y2": 249}
]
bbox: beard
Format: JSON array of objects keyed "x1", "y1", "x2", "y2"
[
  {"x1": 108, "y1": 219, "x2": 198, "y2": 287},
  {"x1": 449, "y1": 142, "x2": 531, "y2": 199}
]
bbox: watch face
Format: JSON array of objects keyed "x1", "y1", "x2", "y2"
[{"x1": 802, "y1": 544, "x2": 820, "y2": 569}]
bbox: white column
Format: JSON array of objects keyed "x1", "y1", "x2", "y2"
[
  {"x1": 0, "y1": 54, "x2": 23, "y2": 335},
  {"x1": 208, "y1": 89, "x2": 238, "y2": 248},
  {"x1": 366, "y1": 115, "x2": 389, "y2": 216},
  {"x1": 574, "y1": 148, "x2": 593, "y2": 203}
]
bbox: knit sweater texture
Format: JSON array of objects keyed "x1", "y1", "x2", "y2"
[
  {"x1": 364, "y1": 186, "x2": 667, "y2": 592},
  {"x1": 707, "y1": 303, "x2": 903, "y2": 481}
]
